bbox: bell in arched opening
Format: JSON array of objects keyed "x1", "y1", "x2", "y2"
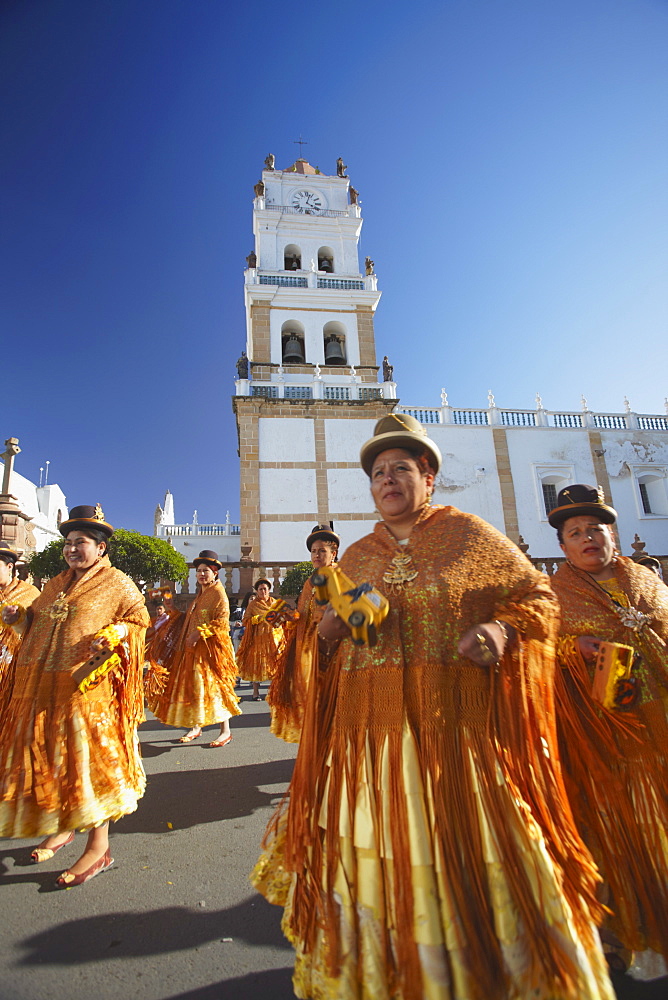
[
  {"x1": 283, "y1": 334, "x2": 305, "y2": 364},
  {"x1": 324, "y1": 334, "x2": 346, "y2": 365},
  {"x1": 318, "y1": 257, "x2": 333, "y2": 272}
]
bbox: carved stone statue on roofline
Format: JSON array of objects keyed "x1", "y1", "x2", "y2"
[
  {"x1": 245, "y1": 251, "x2": 257, "y2": 268},
  {"x1": 236, "y1": 351, "x2": 249, "y2": 380},
  {"x1": 337, "y1": 157, "x2": 347, "y2": 177},
  {"x1": 365, "y1": 257, "x2": 374, "y2": 276},
  {"x1": 264, "y1": 154, "x2": 275, "y2": 170},
  {"x1": 382, "y1": 356, "x2": 394, "y2": 382}
]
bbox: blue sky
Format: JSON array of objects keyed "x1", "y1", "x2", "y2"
[{"x1": 2, "y1": 0, "x2": 667, "y2": 534}]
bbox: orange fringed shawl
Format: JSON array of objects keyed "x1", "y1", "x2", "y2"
[
  {"x1": 0, "y1": 576, "x2": 40, "y2": 716},
  {"x1": 144, "y1": 605, "x2": 184, "y2": 703},
  {"x1": 0, "y1": 558, "x2": 149, "y2": 837},
  {"x1": 253, "y1": 506, "x2": 613, "y2": 1000},
  {"x1": 235, "y1": 596, "x2": 283, "y2": 683},
  {"x1": 268, "y1": 580, "x2": 321, "y2": 743},
  {"x1": 152, "y1": 580, "x2": 241, "y2": 727},
  {"x1": 552, "y1": 557, "x2": 668, "y2": 959}
]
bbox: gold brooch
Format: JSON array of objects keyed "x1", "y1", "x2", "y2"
[
  {"x1": 382, "y1": 552, "x2": 418, "y2": 593},
  {"x1": 49, "y1": 592, "x2": 70, "y2": 623}
]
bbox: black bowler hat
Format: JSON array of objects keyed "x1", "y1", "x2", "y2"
[
  {"x1": 306, "y1": 523, "x2": 340, "y2": 551},
  {"x1": 254, "y1": 578, "x2": 272, "y2": 590},
  {"x1": 0, "y1": 543, "x2": 19, "y2": 563},
  {"x1": 59, "y1": 504, "x2": 115, "y2": 538},
  {"x1": 548, "y1": 484, "x2": 617, "y2": 529},
  {"x1": 193, "y1": 549, "x2": 223, "y2": 570}
]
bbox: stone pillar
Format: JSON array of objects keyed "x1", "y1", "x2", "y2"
[{"x1": 0, "y1": 437, "x2": 34, "y2": 555}]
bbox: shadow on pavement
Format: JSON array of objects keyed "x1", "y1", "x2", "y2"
[
  {"x1": 115, "y1": 757, "x2": 294, "y2": 834},
  {"x1": 163, "y1": 967, "x2": 295, "y2": 999},
  {"x1": 16, "y1": 894, "x2": 290, "y2": 965}
]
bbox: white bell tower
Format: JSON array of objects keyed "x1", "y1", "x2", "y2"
[{"x1": 233, "y1": 156, "x2": 397, "y2": 562}]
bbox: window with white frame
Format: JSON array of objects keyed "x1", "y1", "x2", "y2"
[
  {"x1": 633, "y1": 468, "x2": 668, "y2": 517},
  {"x1": 534, "y1": 467, "x2": 574, "y2": 519}
]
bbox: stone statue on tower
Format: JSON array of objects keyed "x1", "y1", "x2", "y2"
[{"x1": 236, "y1": 351, "x2": 249, "y2": 380}]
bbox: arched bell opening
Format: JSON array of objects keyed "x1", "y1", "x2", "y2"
[
  {"x1": 317, "y1": 246, "x2": 334, "y2": 273},
  {"x1": 282, "y1": 321, "x2": 306, "y2": 364},
  {"x1": 323, "y1": 321, "x2": 347, "y2": 366},
  {"x1": 284, "y1": 244, "x2": 301, "y2": 271}
]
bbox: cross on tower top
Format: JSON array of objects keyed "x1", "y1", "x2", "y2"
[{"x1": 293, "y1": 134, "x2": 308, "y2": 157}]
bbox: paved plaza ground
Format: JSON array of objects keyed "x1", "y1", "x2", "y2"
[{"x1": 0, "y1": 685, "x2": 665, "y2": 1000}]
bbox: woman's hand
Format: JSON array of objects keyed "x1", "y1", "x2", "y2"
[
  {"x1": 318, "y1": 605, "x2": 351, "y2": 641},
  {"x1": 458, "y1": 621, "x2": 514, "y2": 667},
  {"x1": 1, "y1": 605, "x2": 20, "y2": 625},
  {"x1": 577, "y1": 635, "x2": 603, "y2": 663}
]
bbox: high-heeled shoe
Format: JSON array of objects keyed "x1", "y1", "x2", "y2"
[
  {"x1": 31, "y1": 831, "x2": 75, "y2": 864},
  {"x1": 56, "y1": 850, "x2": 114, "y2": 888}
]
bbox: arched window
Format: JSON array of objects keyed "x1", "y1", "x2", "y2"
[
  {"x1": 317, "y1": 245, "x2": 334, "y2": 273},
  {"x1": 284, "y1": 244, "x2": 301, "y2": 271},
  {"x1": 534, "y1": 468, "x2": 573, "y2": 519},
  {"x1": 282, "y1": 320, "x2": 306, "y2": 364},
  {"x1": 323, "y1": 320, "x2": 347, "y2": 366}
]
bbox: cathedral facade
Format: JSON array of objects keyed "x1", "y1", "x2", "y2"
[{"x1": 158, "y1": 156, "x2": 668, "y2": 576}]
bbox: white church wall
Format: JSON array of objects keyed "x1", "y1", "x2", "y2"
[
  {"x1": 324, "y1": 418, "x2": 376, "y2": 462},
  {"x1": 601, "y1": 431, "x2": 668, "y2": 554},
  {"x1": 505, "y1": 428, "x2": 596, "y2": 557},
  {"x1": 260, "y1": 520, "x2": 314, "y2": 563},
  {"x1": 259, "y1": 468, "x2": 317, "y2": 515},
  {"x1": 336, "y1": 519, "x2": 379, "y2": 556},
  {"x1": 327, "y1": 468, "x2": 376, "y2": 515},
  {"x1": 427, "y1": 427, "x2": 505, "y2": 531},
  {"x1": 259, "y1": 417, "x2": 315, "y2": 462}
]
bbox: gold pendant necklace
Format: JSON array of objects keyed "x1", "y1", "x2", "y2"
[
  {"x1": 49, "y1": 592, "x2": 70, "y2": 623},
  {"x1": 382, "y1": 552, "x2": 418, "y2": 593}
]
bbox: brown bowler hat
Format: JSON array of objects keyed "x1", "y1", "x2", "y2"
[
  {"x1": 59, "y1": 504, "x2": 114, "y2": 538},
  {"x1": 306, "y1": 523, "x2": 340, "y2": 551},
  {"x1": 193, "y1": 549, "x2": 223, "y2": 570},
  {"x1": 547, "y1": 484, "x2": 617, "y2": 529},
  {"x1": 360, "y1": 413, "x2": 441, "y2": 476}
]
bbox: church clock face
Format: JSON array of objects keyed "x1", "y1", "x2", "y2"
[{"x1": 291, "y1": 189, "x2": 324, "y2": 214}]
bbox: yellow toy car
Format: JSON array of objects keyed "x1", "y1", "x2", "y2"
[{"x1": 310, "y1": 565, "x2": 389, "y2": 647}]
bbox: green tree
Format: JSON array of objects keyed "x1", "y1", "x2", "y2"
[
  {"x1": 280, "y1": 561, "x2": 313, "y2": 597},
  {"x1": 28, "y1": 529, "x2": 189, "y2": 591},
  {"x1": 28, "y1": 539, "x2": 68, "y2": 581}
]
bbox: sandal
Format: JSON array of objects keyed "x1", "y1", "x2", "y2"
[
  {"x1": 208, "y1": 735, "x2": 232, "y2": 748},
  {"x1": 31, "y1": 831, "x2": 75, "y2": 864},
  {"x1": 56, "y1": 850, "x2": 114, "y2": 888}
]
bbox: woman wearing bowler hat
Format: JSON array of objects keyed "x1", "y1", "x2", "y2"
[
  {"x1": 267, "y1": 524, "x2": 339, "y2": 743},
  {"x1": 549, "y1": 484, "x2": 668, "y2": 977},
  {"x1": 151, "y1": 550, "x2": 240, "y2": 746},
  {"x1": 0, "y1": 505, "x2": 149, "y2": 887},
  {"x1": 252, "y1": 414, "x2": 614, "y2": 1000},
  {"x1": 0, "y1": 543, "x2": 40, "y2": 716},
  {"x1": 236, "y1": 577, "x2": 283, "y2": 700}
]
